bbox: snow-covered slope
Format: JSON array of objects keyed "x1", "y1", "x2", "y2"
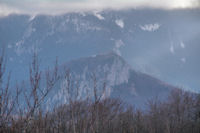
[{"x1": 0, "y1": 9, "x2": 200, "y2": 92}]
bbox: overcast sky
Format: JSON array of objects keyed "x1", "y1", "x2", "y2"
[{"x1": 0, "y1": 0, "x2": 200, "y2": 16}]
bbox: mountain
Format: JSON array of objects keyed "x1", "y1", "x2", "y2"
[
  {"x1": 0, "y1": 9, "x2": 199, "y2": 92},
  {"x1": 46, "y1": 52, "x2": 175, "y2": 108}
]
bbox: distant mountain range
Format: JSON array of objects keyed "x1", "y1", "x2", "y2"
[
  {"x1": 0, "y1": 9, "x2": 199, "y2": 92},
  {"x1": 46, "y1": 52, "x2": 175, "y2": 108}
]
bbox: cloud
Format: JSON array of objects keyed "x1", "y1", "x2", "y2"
[
  {"x1": 0, "y1": 0, "x2": 199, "y2": 16},
  {"x1": 0, "y1": 4, "x2": 20, "y2": 16},
  {"x1": 191, "y1": 0, "x2": 200, "y2": 7}
]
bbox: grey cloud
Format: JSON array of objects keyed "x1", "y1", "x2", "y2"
[
  {"x1": 190, "y1": 0, "x2": 200, "y2": 7},
  {"x1": 0, "y1": 0, "x2": 200, "y2": 16}
]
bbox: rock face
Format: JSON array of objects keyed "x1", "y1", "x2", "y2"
[{"x1": 47, "y1": 52, "x2": 174, "y2": 108}]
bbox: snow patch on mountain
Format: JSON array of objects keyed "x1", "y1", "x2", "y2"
[
  {"x1": 29, "y1": 15, "x2": 36, "y2": 22},
  {"x1": 180, "y1": 41, "x2": 185, "y2": 48},
  {"x1": 140, "y1": 23, "x2": 160, "y2": 32},
  {"x1": 93, "y1": 11, "x2": 105, "y2": 20},
  {"x1": 115, "y1": 19, "x2": 124, "y2": 28},
  {"x1": 65, "y1": 18, "x2": 102, "y2": 33}
]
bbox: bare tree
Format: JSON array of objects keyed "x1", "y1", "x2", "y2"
[
  {"x1": 1, "y1": 49, "x2": 200, "y2": 133},
  {"x1": 0, "y1": 49, "x2": 19, "y2": 131},
  {"x1": 14, "y1": 52, "x2": 60, "y2": 132}
]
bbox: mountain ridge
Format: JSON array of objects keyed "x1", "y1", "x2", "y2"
[
  {"x1": 1, "y1": 9, "x2": 199, "y2": 92},
  {"x1": 46, "y1": 52, "x2": 175, "y2": 108}
]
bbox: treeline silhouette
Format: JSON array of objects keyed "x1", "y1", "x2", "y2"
[{"x1": 0, "y1": 51, "x2": 200, "y2": 133}]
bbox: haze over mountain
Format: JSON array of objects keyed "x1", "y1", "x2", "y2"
[
  {"x1": 45, "y1": 52, "x2": 174, "y2": 108},
  {"x1": 0, "y1": 8, "x2": 199, "y2": 93}
]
